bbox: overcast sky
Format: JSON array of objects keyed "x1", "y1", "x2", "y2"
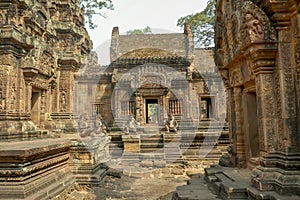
[{"x1": 87, "y1": 0, "x2": 208, "y2": 65}]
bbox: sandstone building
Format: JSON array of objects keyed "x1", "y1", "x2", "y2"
[
  {"x1": 0, "y1": 1, "x2": 110, "y2": 199},
  {"x1": 0, "y1": 0, "x2": 229, "y2": 198},
  {"x1": 76, "y1": 26, "x2": 227, "y2": 128},
  {"x1": 75, "y1": 26, "x2": 229, "y2": 163},
  {"x1": 216, "y1": 0, "x2": 300, "y2": 193},
  {"x1": 174, "y1": 1, "x2": 300, "y2": 199}
]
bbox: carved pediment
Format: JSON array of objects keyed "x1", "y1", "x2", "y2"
[
  {"x1": 215, "y1": 0, "x2": 278, "y2": 74},
  {"x1": 241, "y1": 1, "x2": 277, "y2": 45}
]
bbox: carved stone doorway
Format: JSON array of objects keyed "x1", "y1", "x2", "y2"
[
  {"x1": 243, "y1": 92, "x2": 259, "y2": 164},
  {"x1": 31, "y1": 89, "x2": 41, "y2": 127},
  {"x1": 200, "y1": 98, "x2": 212, "y2": 119},
  {"x1": 145, "y1": 99, "x2": 158, "y2": 124}
]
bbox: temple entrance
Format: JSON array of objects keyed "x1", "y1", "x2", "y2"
[
  {"x1": 31, "y1": 89, "x2": 41, "y2": 126},
  {"x1": 200, "y1": 98, "x2": 212, "y2": 118},
  {"x1": 243, "y1": 92, "x2": 259, "y2": 164},
  {"x1": 145, "y1": 99, "x2": 158, "y2": 124}
]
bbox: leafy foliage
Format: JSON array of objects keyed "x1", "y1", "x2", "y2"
[
  {"x1": 177, "y1": 0, "x2": 215, "y2": 47},
  {"x1": 148, "y1": 104, "x2": 158, "y2": 117},
  {"x1": 78, "y1": 0, "x2": 114, "y2": 29},
  {"x1": 126, "y1": 26, "x2": 152, "y2": 35}
]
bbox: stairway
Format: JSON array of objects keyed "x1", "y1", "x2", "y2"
[
  {"x1": 108, "y1": 132, "x2": 124, "y2": 158},
  {"x1": 179, "y1": 118, "x2": 230, "y2": 161},
  {"x1": 108, "y1": 119, "x2": 230, "y2": 163},
  {"x1": 140, "y1": 133, "x2": 164, "y2": 153},
  {"x1": 172, "y1": 174, "x2": 219, "y2": 199},
  {"x1": 173, "y1": 165, "x2": 300, "y2": 200}
]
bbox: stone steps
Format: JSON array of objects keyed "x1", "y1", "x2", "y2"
[
  {"x1": 172, "y1": 165, "x2": 300, "y2": 200},
  {"x1": 111, "y1": 119, "x2": 230, "y2": 163},
  {"x1": 172, "y1": 175, "x2": 219, "y2": 199},
  {"x1": 140, "y1": 133, "x2": 164, "y2": 154},
  {"x1": 108, "y1": 132, "x2": 124, "y2": 158}
]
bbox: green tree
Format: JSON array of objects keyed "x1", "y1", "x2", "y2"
[
  {"x1": 177, "y1": 0, "x2": 215, "y2": 47},
  {"x1": 78, "y1": 0, "x2": 114, "y2": 29},
  {"x1": 126, "y1": 26, "x2": 152, "y2": 35}
]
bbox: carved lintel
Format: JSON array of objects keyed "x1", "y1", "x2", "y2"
[
  {"x1": 243, "y1": 44, "x2": 277, "y2": 75},
  {"x1": 22, "y1": 67, "x2": 38, "y2": 83}
]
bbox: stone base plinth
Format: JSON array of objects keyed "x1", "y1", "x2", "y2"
[
  {"x1": 251, "y1": 151, "x2": 300, "y2": 196},
  {"x1": 69, "y1": 136, "x2": 111, "y2": 185},
  {"x1": 0, "y1": 119, "x2": 42, "y2": 141},
  {"x1": 122, "y1": 135, "x2": 140, "y2": 153},
  {"x1": 47, "y1": 113, "x2": 78, "y2": 134},
  {"x1": 164, "y1": 134, "x2": 182, "y2": 163},
  {"x1": 0, "y1": 138, "x2": 74, "y2": 200}
]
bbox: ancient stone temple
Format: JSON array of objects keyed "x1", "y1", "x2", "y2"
[
  {"x1": 75, "y1": 26, "x2": 229, "y2": 164},
  {"x1": 174, "y1": 1, "x2": 300, "y2": 199},
  {"x1": 0, "y1": 1, "x2": 111, "y2": 199},
  {"x1": 216, "y1": 0, "x2": 300, "y2": 194}
]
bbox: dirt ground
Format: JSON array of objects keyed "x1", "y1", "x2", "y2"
[{"x1": 59, "y1": 174, "x2": 189, "y2": 200}]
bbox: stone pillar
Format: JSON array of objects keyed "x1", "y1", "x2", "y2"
[
  {"x1": 40, "y1": 90, "x2": 46, "y2": 128},
  {"x1": 296, "y1": 11, "x2": 300, "y2": 152},
  {"x1": 255, "y1": 73, "x2": 276, "y2": 153},
  {"x1": 59, "y1": 70, "x2": 74, "y2": 114},
  {"x1": 135, "y1": 95, "x2": 142, "y2": 124},
  {"x1": 49, "y1": 69, "x2": 78, "y2": 134},
  {"x1": 233, "y1": 86, "x2": 245, "y2": 166},
  {"x1": 276, "y1": 28, "x2": 298, "y2": 151},
  {"x1": 25, "y1": 83, "x2": 32, "y2": 113}
]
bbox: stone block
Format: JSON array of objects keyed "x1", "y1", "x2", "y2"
[
  {"x1": 140, "y1": 160, "x2": 153, "y2": 168},
  {"x1": 153, "y1": 160, "x2": 167, "y2": 168},
  {"x1": 122, "y1": 135, "x2": 140, "y2": 153}
]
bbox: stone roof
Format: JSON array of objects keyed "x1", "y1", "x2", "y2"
[
  {"x1": 119, "y1": 48, "x2": 179, "y2": 59},
  {"x1": 118, "y1": 33, "x2": 187, "y2": 58},
  {"x1": 113, "y1": 48, "x2": 189, "y2": 65},
  {"x1": 193, "y1": 48, "x2": 216, "y2": 73}
]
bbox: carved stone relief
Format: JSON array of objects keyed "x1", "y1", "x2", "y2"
[
  {"x1": 241, "y1": 1, "x2": 276, "y2": 44},
  {"x1": 230, "y1": 67, "x2": 243, "y2": 87}
]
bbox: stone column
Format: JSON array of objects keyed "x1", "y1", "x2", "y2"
[
  {"x1": 135, "y1": 95, "x2": 142, "y2": 124},
  {"x1": 233, "y1": 86, "x2": 245, "y2": 166},
  {"x1": 276, "y1": 28, "x2": 298, "y2": 151},
  {"x1": 255, "y1": 73, "x2": 276, "y2": 153},
  {"x1": 25, "y1": 83, "x2": 32, "y2": 113},
  {"x1": 40, "y1": 90, "x2": 46, "y2": 128},
  {"x1": 296, "y1": 11, "x2": 300, "y2": 152}
]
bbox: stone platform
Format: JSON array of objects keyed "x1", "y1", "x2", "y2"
[
  {"x1": 173, "y1": 165, "x2": 300, "y2": 200},
  {"x1": 108, "y1": 127, "x2": 229, "y2": 165},
  {"x1": 0, "y1": 134, "x2": 111, "y2": 200},
  {"x1": 0, "y1": 138, "x2": 74, "y2": 200}
]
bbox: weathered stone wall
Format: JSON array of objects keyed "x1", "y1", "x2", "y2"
[
  {"x1": 0, "y1": 1, "x2": 112, "y2": 200},
  {"x1": 215, "y1": 0, "x2": 300, "y2": 196},
  {"x1": 0, "y1": 0, "x2": 92, "y2": 135},
  {"x1": 193, "y1": 48, "x2": 216, "y2": 73}
]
